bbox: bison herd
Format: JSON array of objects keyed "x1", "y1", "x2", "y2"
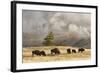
[
  {"x1": 32, "y1": 50, "x2": 46, "y2": 56},
  {"x1": 32, "y1": 48, "x2": 85, "y2": 56}
]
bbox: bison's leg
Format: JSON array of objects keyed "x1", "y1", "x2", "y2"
[
  {"x1": 51, "y1": 51, "x2": 53, "y2": 55},
  {"x1": 80, "y1": 50, "x2": 83, "y2": 53},
  {"x1": 43, "y1": 53, "x2": 46, "y2": 56},
  {"x1": 81, "y1": 50, "x2": 84, "y2": 53},
  {"x1": 32, "y1": 51, "x2": 34, "y2": 57},
  {"x1": 78, "y1": 49, "x2": 81, "y2": 53},
  {"x1": 51, "y1": 51, "x2": 55, "y2": 55},
  {"x1": 32, "y1": 53, "x2": 34, "y2": 57},
  {"x1": 56, "y1": 52, "x2": 59, "y2": 55},
  {"x1": 43, "y1": 52, "x2": 46, "y2": 56}
]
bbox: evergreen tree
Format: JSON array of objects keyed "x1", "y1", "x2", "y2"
[{"x1": 43, "y1": 32, "x2": 54, "y2": 46}]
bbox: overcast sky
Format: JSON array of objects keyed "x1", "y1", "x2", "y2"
[{"x1": 22, "y1": 10, "x2": 91, "y2": 47}]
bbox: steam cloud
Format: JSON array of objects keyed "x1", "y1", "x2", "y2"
[{"x1": 22, "y1": 10, "x2": 91, "y2": 48}]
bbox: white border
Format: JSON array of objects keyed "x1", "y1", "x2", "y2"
[{"x1": 16, "y1": 4, "x2": 96, "y2": 70}]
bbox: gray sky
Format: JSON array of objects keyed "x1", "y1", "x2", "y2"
[{"x1": 22, "y1": 10, "x2": 91, "y2": 47}]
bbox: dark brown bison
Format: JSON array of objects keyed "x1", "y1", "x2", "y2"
[
  {"x1": 32, "y1": 50, "x2": 46, "y2": 56},
  {"x1": 39, "y1": 51, "x2": 46, "y2": 56},
  {"x1": 72, "y1": 49, "x2": 76, "y2": 53},
  {"x1": 78, "y1": 48, "x2": 85, "y2": 53},
  {"x1": 32, "y1": 50, "x2": 40, "y2": 56},
  {"x1": 67, "y1": 48, "x2": 71, "y2": 54},
  {"x1": 51, "y1": 48, "x2": 60, "y2": 55}
]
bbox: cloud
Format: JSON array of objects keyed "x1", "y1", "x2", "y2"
[
  {"x1": 48, "y1": 12, "x2": 91, "y2": 39},
  {"x1": 22, "y1": 10, "x2": 91, "y2": 47}
]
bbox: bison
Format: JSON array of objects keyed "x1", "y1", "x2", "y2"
[
  {"x1": 67, "y1": 48, "x2": 71, "y2": 54},
  {"x1": 39, "y1": 51, "x2": 46, "y2": 56},
  {"x1": 78, "y1": 48, "x2": 85, "y2": 53},
  {"x1": 32, "y1": 50, "x2": 46, "y2": 56},
  {"x1": 72, "y1": 49, "x2": 76, "y2": 53},
  {"x1": 32, "y1": 50, "x2": 40, "y2": 56},
  {"x1": 51, "y1": 48, "x2": 60, "y2": 55}
]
